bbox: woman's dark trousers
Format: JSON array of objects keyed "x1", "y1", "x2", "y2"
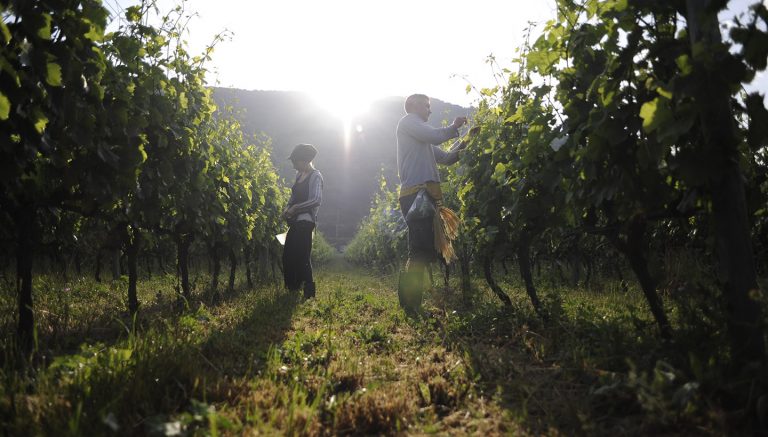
[{"x1": 282, "y1": 220, "x2": 315, "y2": 298}]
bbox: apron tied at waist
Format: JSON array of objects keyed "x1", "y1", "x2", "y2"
[{"x1": 399, "y1": 182, "x2": 460, "y2": 263}]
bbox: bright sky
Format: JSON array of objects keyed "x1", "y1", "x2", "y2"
[
  {"x1": 108, "y1": 0, "x2": 554, "y2": 112},
  {"x1": 109, "y1": 0, "x2": 766, "y2": 115}
]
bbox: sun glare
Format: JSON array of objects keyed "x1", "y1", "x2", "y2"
[
  {"x1": 310, "y1": 90, "x2": 371, "y2": 122},
  {"x1": 310, "y1": 90, "x2": 371, "y2": 153}
]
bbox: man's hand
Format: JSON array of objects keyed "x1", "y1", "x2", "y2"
[{"x1": 450, "y1": 116, "x2": 467, "y2": 130}]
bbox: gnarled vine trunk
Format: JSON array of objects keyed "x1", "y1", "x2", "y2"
[
  {"x1": 610, "y1": 219, "x2": 671, "y2": 339},
  {"x1": 228, "y1": 248, "x2": 237, "y2": 293},
  {"x1": 686, "y1": 0, "x2": 765, "y2": 366},
  {"x1": 176, "y1": 233, "x2": 192, "y2": 299},
  {"x1": 483, "y1": 248, "x2": 511, "y2": 307},
  {"x1": 244, "y1": 244, "x2": 253, "y2": 289},
  {"x1": 517, "y1": 232, "x2": 542, "y2": 316},
  {"x1": 111, "y1": 249, "x2": 121, "y2": 280},
  {"x1": 94, "y1": 249, "x2": 102, "y2": 283},
  {"x1": 210, "y1": 243, "x2": 222, "y2": 299},
  {"x1": 15, "y1": 204, "x2": 36, "y2": 352},
  {"x1": 126, "y1": 233, "x2": 140, "y2": 316}
]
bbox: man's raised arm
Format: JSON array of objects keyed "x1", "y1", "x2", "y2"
[{"x1": 399, "y1": 115, "x2": 466, "y2": 145}]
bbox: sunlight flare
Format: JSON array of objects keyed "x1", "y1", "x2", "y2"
[
  {"x1": 310, "y1": 89, "x2": 370, "y2": 153},
  {"x1": 310, "y1": 89, "x2": 371, "y2": 122}
]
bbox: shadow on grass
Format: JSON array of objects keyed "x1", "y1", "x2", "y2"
[
  {"x1": 198, "y1": 286, "x2": 302, "y2": 378},
  {"x1": 0, "y1": 272, "x2": 284, "y2": 363},
  {"x1": 0, "y1": 276, "x2": 302, "y2": 436},
  {"x1": 424, "y1": 285, "x2": 709, "y2": 436}
]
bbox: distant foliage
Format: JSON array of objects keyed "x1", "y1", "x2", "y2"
[
  {"x1": 311, "y1": 231, "x2": 336, "y2": 265},
  {"x1": 344, "y1": 178, "x2": 406, "y2": 271}
]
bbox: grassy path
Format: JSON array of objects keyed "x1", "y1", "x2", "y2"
[
  {"x1": 4, "y1": 257, "x2": 717, "y2": 435},
  {"x1": 211, "y1": 258, "x2": 519, "y2": 435},
  {"x1": 200, "y1": 258, "x2": 571, "y2": 435}
]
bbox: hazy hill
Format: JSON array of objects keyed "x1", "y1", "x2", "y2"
[{"x1": 212, "y1": 88, "x2": 468, "y2": 247}]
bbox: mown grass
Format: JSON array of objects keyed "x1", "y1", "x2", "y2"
[{"x1": 0, "y1": 256, "x2": 753, "y2": 435}]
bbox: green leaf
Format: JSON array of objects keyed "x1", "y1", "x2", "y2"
[
  {"x1": 586, "y1": 0, "x2": 598, "y2": 17},
  {"x1": 84, "y1": 24, "x2": 103, "y2": 42},
  {"x1": 37, "y1": 14, "x2": 52, "y2": 39},
  {"x1": 505, "y1": 106, "x2": 524, "y2": 124},
  {"x1": 656, "y1": 87, "x2": 673, "y2": 99},
  {"x1": 656, "y1": 105, "x2": 695, "y2": 145},
  {"x1": 639, "y1": 97, "x2": 672, "y2": 133},
  {"x1": 138, "y1": 143, "x2": 148, "y2": 163},
  {"x1": 34, "y1": 113, "x2": 49, "y2": 134},
  {"x1": 418, "y1": 382, "x2": 431, "y2": 404},
  {"x1": 46, "y1": 62, "x2": 62, "y2": 87},
  {"x1": 113, "y1": 348, "x2": 133, "y2": 362},
  {"x1": 125, "y1": 6, "x2": 142, "y2": 23},
  {"x1": 0, "y1": 92, "x2": 9, "y2": 120},
  {"x1": 732, "y1": 25, "x2": 768, "y2": 70},
  {"x1": 492, "y1": 162, "x2": 507, "y2": 183},
  {"x1": 746, "y1": 92, "x2": 768, "y2": 150},
  {"x1": 527, "y1": 49, "x2": 560, "y2": 74},
  {"x1": 598, "y1": 85, "x2": 616, "y2": 106},
  {"x1": 0, "y1": 54, "x2": 19, "y2": 85},
  {"x1": 244, "y1": 186, "x2": 252, "y2": 203},
  {"x1": 458, "y1": 181, "x2": 474, "y2": 200},
  {"x1": 676, "y1": 55, "x2": 693, "y2": 75},
  {"x1": 0, "y1": 21, "x2": 11, "y2": 44},
  {"x1": 614, "y1": 0, "x2": 628, "y2": 12}
]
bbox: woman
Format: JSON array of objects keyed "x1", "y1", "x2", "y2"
[{"x1": 282, "y1": 144, "x2": 323, "y2": 298}]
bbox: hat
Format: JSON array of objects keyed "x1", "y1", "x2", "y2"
[{"x1": 288, "y1": 144, "x2": 317, "y2": 162}]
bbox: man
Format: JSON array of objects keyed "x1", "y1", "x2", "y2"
[{"x1": 395, "y1": 93, "x2": 469, "y2": 310}]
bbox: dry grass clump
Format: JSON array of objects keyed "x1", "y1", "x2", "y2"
[
  {"x1": 331, "y1": 388, "x2": 412, "y2": 435},
  {"x1": 325, "y1": 358, "x2": 365, "y2": 395},
  {"x1": 439, "y1": 406, "x2": 529, "y2": 436},
  {"x1": 286, "y1": 408, "x2": 324, "y2": 437},
  {"x1": 330, "y1": 372, "x2": 364, "y2": 395},
  {"x1": 238, "y1": 380, "x2": 323, "y2": 435},
  {"x1": 415, "y1": 349, "x2": 472, "y2": 413},
  {"x1": 204, "y1": 376, "x2": 252, "y2": 404}
]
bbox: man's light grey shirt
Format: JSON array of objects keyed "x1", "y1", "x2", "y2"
[{"x1": 396, "y1": 113, "x2": 461, "y2": 189}]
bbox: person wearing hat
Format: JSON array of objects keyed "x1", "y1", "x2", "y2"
[{"x1": 283, "y1": 144, "x2": 323, "y2": 299}]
